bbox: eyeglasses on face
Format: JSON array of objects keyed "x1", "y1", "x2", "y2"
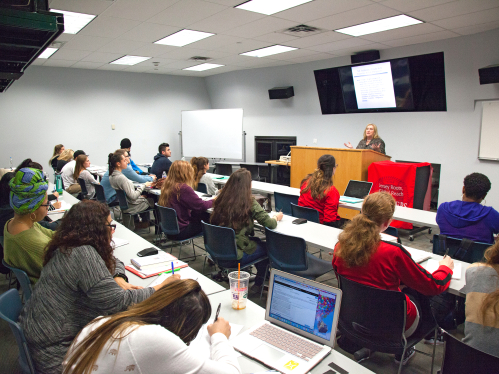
[{"x1": 106, "y1": 221, "x2": 117, "y2": 230}]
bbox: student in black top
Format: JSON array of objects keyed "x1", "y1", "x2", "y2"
[
  {"x1": 49, "y1": 144, "x2": 65, "y2": 171},
  {"x1": 151, "y1": 142, "x2": 172, "y2": 177}
]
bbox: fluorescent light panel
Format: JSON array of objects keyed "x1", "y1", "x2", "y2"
[
  {"x1": 184, "y1": 63, "x2": 225, "y2": 71},
  {"x1": 110, "y1": 55, "x2": 151, "y2": 65},
  {"x1": 50, "y1": 9, "x2": 96, "y2": 34},
  {"x1": 335, "y1": 15, "x2": 423, "y2": 37},
  {"x1": 155, "y1": 29, "x2": 214, "y2": 47},
  {"x1": 38, "y1": 47, "x2": 58, "y2": 59},
  {"x1": 236, "y1": 0, "x2": 313, "y2": 15},
  {"x1": 241, "y1": 45, "x2": 297, "y2": 57}
]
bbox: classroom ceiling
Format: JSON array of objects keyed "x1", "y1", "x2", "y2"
[{"x1": 32, "y1": 0, "x2": 499, "y2": 77}]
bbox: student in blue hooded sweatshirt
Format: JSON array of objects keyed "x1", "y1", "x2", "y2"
[
  {"x1": 151, "y1": 143, "x2": 172, "y2": 178},
  {"x1": 436, "y1": 173, "x2": 499, "y2": 244}
]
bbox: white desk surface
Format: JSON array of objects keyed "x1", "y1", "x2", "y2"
[{"x1": 208, "y1": 290, "x2": 375, "y2": 374}]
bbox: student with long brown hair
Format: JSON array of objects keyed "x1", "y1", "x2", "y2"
[
  {"x1": 73, "y1": 154, "x2": 99, "y2": 199},
  {"x1": 63, "y1": 279, "x2": 241, "y2": 374},
  {"x1": 191, "y1": 156, "x2": 217, "y2": 195},
  {"x1": 298, "y1": 154, "x2": 342, "y2": 227},
  {"x1": 158, "y1": 160, "x2": 213, "y2": 240},
  {"x1": 49, "y1": 144, "x2": 65, "y2": 170},
  {"x1": 333, "y1": 192, "x2": 453, "y2": 364},
  {"x1": 463, "y1": 240, "x2": 499, "y2": 357},
  {"x1": 211, "y1": 168, "x2": 283, "y2": 292}
]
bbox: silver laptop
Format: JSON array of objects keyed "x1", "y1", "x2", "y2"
[
  {"x1": 232, "y1": 270, "x2": 342, "y2": 374},
  {"x1": 339, "y1": 180, "x2": 373, "y2": 203}
]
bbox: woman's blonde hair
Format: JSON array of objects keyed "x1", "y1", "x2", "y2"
[
  {"x1": 58, "y1": 149, "x2": 74, "y2": 162},
  {"x1": 190, "y1": 157, "x2": 209, "y2": 190},
  {"x1": 158, "y1": 160, "x2": 194, "y2": 207},
  {"x1": 362, "y1": 123, "x2": 379, "y2": 140},
  {"x1": 48, "y1": 144, "x2": 64, "y2": 165},
  {"x1": 73, "y1": 154, "x2": 88, "y2": 180},
  {"x1": 481, "y1": 241, "x2": 499, "y2": 323},
  {"x1": 336, "y1": 192, "x2": 396, "y2": 267}
]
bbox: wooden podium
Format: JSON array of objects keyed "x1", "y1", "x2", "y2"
[{"x1": 290, "y1": 146, "x2": 391, "y2": 219}]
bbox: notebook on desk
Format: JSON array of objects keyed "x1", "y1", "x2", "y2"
[
  {"x1": 339, "y1": 180, "x2": 373, "y2": 204},
  {"x1": 232, "y1": 270, "x2": 342, "y2": 374}
]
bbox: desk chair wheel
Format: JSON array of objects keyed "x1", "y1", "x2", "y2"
[
  {"x1": 409, "y1": 236, "x2": 414, "y2": 241},
  {"x1": 428, "y1": 228, "x2": 432, "y2": 234}
]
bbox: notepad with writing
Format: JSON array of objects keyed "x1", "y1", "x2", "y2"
[
  {"x1": 423, "y1": 259, "x2": 462, "y2": 280},
  {"x1": 125, "y1": 260, "x2": 188, "y2": 279}
]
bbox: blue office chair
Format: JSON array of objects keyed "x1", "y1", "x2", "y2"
[
  {"x1": 2, "y1": 259, "x2": 32, "y2": 302},
  {"x1": 114, "y1": 189, "x2": 156, "y2": 232},
  {"x1": 197, "y1": 182, "x2": 208, "y2": 194},
  {"x1": 385, "y1": 226, "x2": 402, "y2": 244},
  {"x1": 273, "y1": 191, "x2": 299, "y2": 216},
  {"x1": 156, "y1": 204, "x2": 204, "y2": 261},
  {"x1": 77, "y1": 178, "x2": 90, "y2": 199},
  {"x1": 214, "y1": 163, "x2": 232, "y2": 176},
  {"x1": 290, "y1": 203, "x2": 320, "y2": 223},
  {"x1": 0, "y1": 289, "x2": 36, "y2": 374},
  {"x1": 432, "y1": 234, "x2": 490, "y2": 263}
]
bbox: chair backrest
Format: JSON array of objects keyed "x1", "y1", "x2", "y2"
[
  {"x1": 155, "y1": 204, "x2": 180, "y2": 236},
  {"x1": 93, "y1": 183, "x2": 107, "y2": 204},
  {"x1": 240, "y1": 164, "x2": 260, "y2": 180},
  {"x1": 290, "y1": 203, "x2": 320, "y2": 223},
  {"x1": 336, "y1": 274, "x2": 407, "y2": 350},
  {"x1": 274, "y1": 192, "x2": 299, "y2": 216},
  {"x1": 197, "y1": 182, "x2": 207, "y2": 194},
  {"x1": 114, "y1": 189, "x2": 129, "y2": 211},
  {"x1": 441, "y1": 330, "x2": 499, "y2": 373},
  {"x1": 432, "y1": 234, "x2": 489, "y2": 263},
  {"x1": 77, "y1": 177, "x2": 88, "y2": 196},
  {"x1": 0, "y1": 289, "x2": 36, "y2": 374},
  {"x1": 201, "y1": 221, "x2": 239, "y2": 263},
  {"x1": 2, "y1": 259, "x2": 33, "y2": 301},
  {"x1": 385, "y1": 226, "x2": 402, "y2": 244},
  {"x1": 265, "y1": 228, "x2": 308, "y2": 272},
  {"x1": 214, "y1": 163, "x2": 232, "y2": 176}
]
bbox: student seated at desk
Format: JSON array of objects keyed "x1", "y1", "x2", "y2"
[
  {"x1": 49, "y1": 143, "x2": 64, "y2": 171},
  {"x1": 63, "y1": 279, "x2": 241, "y2": 374},
  {"x1": 56, "y1": 148, "x2": 73, "y2": 172},
  {"x1": 20, "y1": 200, "x2": 178, "y2": 374},
  {"x1": 211, "y1": 169, "x2": 283, "y2": 293},
  {"x1": 151, "y1": 142, "x2": 172, "y2": 177},
  {"x1": 332, "y1": 192, "x2": 453, "y2": 364},
  {"x1": 191, "y1": 156, "x2": 217, "y2": 195},
  {"x1": 463, "y1": 241, "x2": 499, "y2": 357},
  {"x1": 61, "y1": 150, "x2": 87, "y2": 195},
  {"x1": 74, "y1": 154, "x2": 99, "y2": 199},
  {"x1": 158, "y1": 160, "x2": 213, "y2": 240},
  {"x1": 120, "y1": 137, "x2": 148, "y2": 175},
  {"x1": 298, "y1": 154, "x2": 343, "y2": 228},
  {"x1": 121, "y1": 150, "x2": 156, "y2": 183},
  {"x1": 437, "y1": 173, "x2": 499, "y2": 244}
]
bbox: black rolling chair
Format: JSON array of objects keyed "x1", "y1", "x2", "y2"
[
  {"x1": 290, "y1": 203, "x2": 320, "y2": 223},
  {"x1": 433, "y1": 234, "x2": 489, "y2": 263},
  {"x1": 115, "y1": 189, "x2": 156, "y2": 232},
  {"x1": 385, "y1": 226, "x2": 402, "y2": 244},
  {"x1": 197, "y1": 182, "x2": 208, "y2": 194},
  {"x1": 439, "y1": 330, "x2": 499, "y2": 374},
  {"x1": 273, "y1": 191, "x2": 298, "y2": 216},
  {"x1": 336, "y1": 274, "x2": 438, "y2": 374},
  {"x1": 94, "y1": 184, "x2": 119, "y2": 207},
  {"x1": 77, "y1": 178, "x2": 90, "y2": 199},
  {"x1": 1, "y1": 260, "x2": 32, "y2": 302},
  {"x1": 156, "y1": 204, "x2": 204, "y2": 261},
  {"x1": 240, "y1": 164, "x2": 266, "y2": 182},
  {"x1": 214, "y1": 163, "x2": 233, "y2": 176}
]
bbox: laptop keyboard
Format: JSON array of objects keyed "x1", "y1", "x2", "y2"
[{"x1": 250, "y1": 323, "x2": 323, "y2": 361}]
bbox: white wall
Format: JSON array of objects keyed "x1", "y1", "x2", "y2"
[
  {"x1": 0, "y1": 66, "x2": 211, "y2": 172},
  {"x1": 205, "y1": 28, "x2": 499, "y2": 208}
]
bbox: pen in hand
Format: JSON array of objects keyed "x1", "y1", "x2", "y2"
[
  {"x1": 214, "y1": 303, "x2": 221, "y2": 322},
  {"x1": 443, "y1": 247, "x2": 450, "y2": 258}
]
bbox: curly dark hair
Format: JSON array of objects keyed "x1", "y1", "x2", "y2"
[
  {"x1": 44, "y1": 200, "x2": 115, "y2": 273},
  {"x1": 463, "y1": 173, "x2": 491, "y2": 201}
]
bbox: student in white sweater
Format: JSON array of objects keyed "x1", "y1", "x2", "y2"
[
  {"x1": 63, "y1": 279, "x2": 241, "y2": 374},
  {"x1": 73, "y1": 154, "x2": 99, "y2": 199}
]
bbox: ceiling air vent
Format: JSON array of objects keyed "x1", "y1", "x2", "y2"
[
  {"x1": 281, "y1": 24, "x2": 324, "y2": 37},
  {"x1": 189, "y1": 56, "x2": 212, "y2": 61}
]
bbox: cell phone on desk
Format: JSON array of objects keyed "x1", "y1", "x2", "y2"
[
  {"x1": 292, "y1": 218, "x2": 307, "y2": 225},
  {"x1": 137, "y1": 247, "x2": 158, "y2": 257}
]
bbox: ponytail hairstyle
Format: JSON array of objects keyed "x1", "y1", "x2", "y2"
[
  {"x1": 480, "y1": 241, "x2": 499, "y2": 323},
  {"x1": 336, "y1": 192, "x2": 396, "y2": 267},
  {"x1": 49, "y1": 144, "x2": 64, "y2": 165},
  {"x1": 108, "y1": 149, "x2": 126, "y2": 175},
  {"x1": 190, "y1": 157, "x2": 209, "y2": 190},
  {"x1": 300, "y1": 154, "x2": 336, "y2": 200},
  {"x1": 73, "y1": 155, "x2": 88, "y2": 180}
]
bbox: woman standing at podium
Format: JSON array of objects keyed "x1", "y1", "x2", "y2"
[{"x1": 344, "y1": 123, "x2": 386, "y2": 154}]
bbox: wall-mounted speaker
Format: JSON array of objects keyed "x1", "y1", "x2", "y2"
[
  {"x1": 479, "y1": 65, "x2": 499, "y2": 85},
  {"x1": 351, "y1": 50, "x2": 380, "y2": 64},
  {"x1": 269, "y1": 86, "x2": 294, "y2": 99}
]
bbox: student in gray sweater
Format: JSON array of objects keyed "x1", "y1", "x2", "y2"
[{"x1": 19, "y1": 200, "x2": 179, "y2": 374}]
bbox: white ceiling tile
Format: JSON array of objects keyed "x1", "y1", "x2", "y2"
[
  {"x1": 145, "y1": 68, "x2": 178, "y2": 74},
  {"x1": 253, "y1": 32, "x2": 299, "y2": 43},
  {"x1": 53, "y1": 33, "x2": 74, "y2": 42},
  {"x1": 452, "y1": 20, "x2": 499, "y2": 35},
  {"x1": 50, "y1": 48, "x2": 91, "y2": 61},
  {"x1": 307, "y1": 37, "x2": 372, "y2": 52},
  {"x1": 308, "y1": 4, "x2": 401, "y2": 31},
  {"x1": 284, "y1": 52, "x2": 337, "y2": 63},
  {"x1": 147, "y1": 0, "x2": 227, "y2": 27},
  {"x1": 81, "y1": 52, "x2": 124, "y2": 63},
  {"x1": 379, "y1": 0, "x2": 457, "y2": 13},
  {"x1": 409, "y1": 0, "x2": 499, "y2": 23},
  {"x1": 63, "y1": 35, "x2": 114, "y2": 51},
  {"x1": 266, "y1": 48, "x2": 326, "y2": 60},
  {"x1": 42, "y1": 59, "x2": 76, "y2": 67},
  {"x1": 285, "y1": 31, "x2": 351, "y2": 48},
  {"x1": 275, "y1": 0, "x2": 373, "y2": 23},
  {"x1": 201, "y1": 0, "x2": 242, "y2": 5},
  {"x1": 432, "y1": 7, "x2": 499, "y2": 29},
  {"x1": 187, "y1": 8, "x2": 265, "y2": 33},
  {"x1": 129, "y1": 44, "x2": 178, "y2": 58},
  {"x1": 32, "y1": 59, "x2": 46, "y2": 65},
  {"x1": 100, "y1": 0, "x2": 180, "y2": 21},
  {"x1": 119, "y1": 23, "x2": 180, "y2": 43},
  {"x1": 223, "y1": 17, "x2": 297, "y2": 38},
  {"x1": 123, "y1": 65, "x2": 156, "y2": 72},
  {"x1": 78, "y1": 16, "x2": 141, "y2": 39},
  {"x1": 383, "y1": 30, "x2": 460, "y2": 47},
  {"x1": 49, "y1": 0, "x2": 113, "y2": 15},
  {"x1": 98, "y1": 64, "x2": 129, "y2": 71},
  {"x1": 159, "y1": 46, "x2": 230, "y2": 60},
  {"x1": 187, "y1": 34, "x2": 241, "y2": 50},
  {"x1": 71, "y1": 61, "x2": 106, "y2": 69},
  {"x1": 360, "y1": 22, "x2": 445, "y2": 42},
  {"x1": 209, "y1": 55, "x2": 256, "y2": 66},
  {"x1": 134, "y1": 57, "x2": 177, "y2": 67},
  {"x1": 214, "y1": 39, "x2": 273, "y2": 54},
  {"x1": 97, "y1": 39, "x2": 145, "y2": 54},
  {"x1": 164, "y1": 60, "x2": 201, "y2": 69}
]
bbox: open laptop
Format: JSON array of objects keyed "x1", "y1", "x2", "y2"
[
  {"x1": 232, "y1": 270, "x2": 342, "y2": 374},
  {"x1": 339, "y1": 180, "x2": 373, "y2": 203}
]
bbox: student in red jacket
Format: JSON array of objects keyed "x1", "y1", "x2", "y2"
[
  {"x1": 298, "y1": 154, "x2": 342, "y2": 227},
  {"x1": 332, "y1": 192, "x2": 454, "y2": 364}
]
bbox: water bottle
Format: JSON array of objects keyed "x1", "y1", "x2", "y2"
[
  {"x1": 55, "y1": 174, "x2": 63, "y2": 195},
  {"x1": 162, "y1": 171, "x2": 166, "y2": 179}
]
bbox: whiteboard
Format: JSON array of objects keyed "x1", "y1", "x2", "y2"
[
  {"x1": 181, "y1": 109, "x2": 243, "y2": 159},
  {"x1": 479, "y1": 101, "x2": 499, "y2": 160}
]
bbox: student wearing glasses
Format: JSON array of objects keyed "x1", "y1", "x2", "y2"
[{"x1": 20, "y1": 200, "x2": 178, "y2": 374}]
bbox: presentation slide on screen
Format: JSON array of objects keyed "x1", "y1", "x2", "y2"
[{"x1": 351, "y1": 62, "x2": 396, "y2": 109}]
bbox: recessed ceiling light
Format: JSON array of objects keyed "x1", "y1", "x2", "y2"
[
  {"x1": 335, "y1": 15, "x2": 423, "y2": 37},
  {"x1": 240, "y1": 45, "x2": 297, "y2": 58},
  {"x1": 38, "y1": 47, "x2": 58, "y2": 59},
  {"x1": 50, "y1": 9, "x2": 96, "y2": 34},
  {"x1": 183, "y1": 63, "x2": 225, "y2": 71},
  {"x1": 236, "y1": 0, "x2": 313, "y2": 15},
  {"x1": 154, "y1": 29, "x2": 214, "y2": 47},
  {"x1": 110, "y1": 56, "x2": 152, "y2": 66}
]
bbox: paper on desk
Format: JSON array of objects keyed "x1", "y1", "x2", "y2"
[
  {"x1": 111, "y1": 237, "x2": 129, "y2": 249},
  {"x1": 148, "y1": 267, "x2": 199, "y2": 287},
  {"x1": 424, "y1": 259, "x2": 462, "y2": 280},
  {"x1": 190, "y1": 319, "x2": 244, "y2": 359},
  {"x1": 47, "y1": 200, "x2": 72, "y2": 214},
  {"x1": 130, "y1": 259, "x2": 187, "y2": 276}
]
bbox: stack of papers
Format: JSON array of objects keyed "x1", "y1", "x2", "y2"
[
  {"x1": 125, "y1": 259, "x2": 188, "y2": 278},
  {"x1": 131, "y1": 251, "x2": 177, "y2": 270},
  {"x1": 189, "y1": 319, "x2": 244, "y2": 359},
  {"x1": 111, "y1": 237, "x2": 129, "y2": 249}
]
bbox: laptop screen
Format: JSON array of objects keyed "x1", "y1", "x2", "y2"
[
  {"x1": 268, "y1": 274, "x2": 339, "y2": 341},
  {"x1": 343, "y1": 180, "x2": 372, "y2": 199}
]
